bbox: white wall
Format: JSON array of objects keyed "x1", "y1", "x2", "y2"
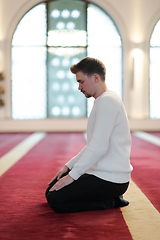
[{"x1": 0, "y1": 0, "x2": 160, "y2": 132}]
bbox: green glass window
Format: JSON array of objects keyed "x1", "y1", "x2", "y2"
[
  {"x1": 11, "y1": 0, "x2": 122, "y2": 119},
  {"x1": 47, "y1": 1, "x2": 87, "y2": 118}
]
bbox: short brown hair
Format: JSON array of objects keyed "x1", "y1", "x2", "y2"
[{"x1": 70, "y1": 57, "x2": 106, "y2": 81}]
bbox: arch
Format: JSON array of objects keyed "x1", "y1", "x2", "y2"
[
  {"x1": 149, "y1": 17, "x2": 160, "y2": 119},
  {"x1": 146, "y1": 5, "x2": 160, "y2": 44}
]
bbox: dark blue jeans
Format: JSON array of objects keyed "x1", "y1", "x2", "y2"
[{"x1": 45, "y1": 171, "x2": 129, "y2": 213}]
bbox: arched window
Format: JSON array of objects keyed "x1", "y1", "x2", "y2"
[
  {"x1": 11, "y1": 0, "x2": 122, "y2": 119},
  {"x1": 150, "y1": 19, "x2": 160, "y2": 119}
]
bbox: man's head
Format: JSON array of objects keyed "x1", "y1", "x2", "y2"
[
  {"x1": 70, "y1": 57, "x2": 106, "y2": 81},
  {"x1": 70, "y1": 57, "x2": 107, "y2": 99}
]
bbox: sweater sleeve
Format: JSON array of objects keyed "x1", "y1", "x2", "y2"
[
  {"x1": 65, "y1": 146, "x2": 87, "y2": 170},
  {"x1": 68, "y1": 95, "x2": 120, "y2": 180}
]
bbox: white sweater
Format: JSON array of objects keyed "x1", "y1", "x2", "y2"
[{"x1": 66, "y1": 91, "x2": 133, "y2": 183}]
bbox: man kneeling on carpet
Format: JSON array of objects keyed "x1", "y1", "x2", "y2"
[{"x1": 45, "y1": 57, "x2": 133, "y2": 213}]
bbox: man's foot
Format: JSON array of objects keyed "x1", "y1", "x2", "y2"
[{"x1": 114, "y1": 195, "x2": 129, "y2": 208}]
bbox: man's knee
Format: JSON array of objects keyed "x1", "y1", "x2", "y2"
[
  {"x1": 45, "y1": 186, "x2": 50, "y2": 198},
  {"x1": 46, "y1": 191, "x2": 63, "y2": 213}
]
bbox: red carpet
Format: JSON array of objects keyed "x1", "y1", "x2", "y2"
[
  {"x1": 130, "y1": 133, "x2": 160, "y2": 212},
  {"x1": 0, "y1": 133, "x2": 31, "y2": 157},
  {"x1": 0, "y1": 133, "x2": 132, "y2": 240},
  {"x1": 147, "y1": 131, "x2": 160, "y2": 138}
]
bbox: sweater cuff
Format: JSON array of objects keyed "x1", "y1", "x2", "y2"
[
  {"x1": 69, "y1": 169, "x2": 81, "y2": 180},
  {"x1": 65, "y1": 162, "x2": 72, "y2": 170}
]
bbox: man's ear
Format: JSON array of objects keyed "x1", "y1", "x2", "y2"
[{"x1": 93, "y1": 73, "x2": 100, "y2": 83}]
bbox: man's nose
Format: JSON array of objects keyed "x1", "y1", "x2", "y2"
[{"x1": 78, "y1": 84, "x2": 82, "y2": 90}]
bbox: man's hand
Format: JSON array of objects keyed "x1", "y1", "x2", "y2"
[
  {"x1": 49, "y1": 174, "x2": 74, "y2": 191},
  {"x1": 48, "y1": 165, "x2": 69, "y2": 185}
]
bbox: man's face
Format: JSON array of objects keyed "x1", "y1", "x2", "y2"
[{"x1": 76, "y1": 71, "x2": 95, "y2": 98}]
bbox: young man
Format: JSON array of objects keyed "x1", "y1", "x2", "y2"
[{"x1": 45, "y1": 57, "x2": 133, "y2": 213}]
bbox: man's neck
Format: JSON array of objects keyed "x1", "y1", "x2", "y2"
[{"x1": 94, "y1": 86, "x2": 108, "y2": 99}]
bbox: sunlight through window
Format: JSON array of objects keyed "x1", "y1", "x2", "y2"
[{"x1": 12, "y1": 4, "x2": 47, "y2": 119}]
